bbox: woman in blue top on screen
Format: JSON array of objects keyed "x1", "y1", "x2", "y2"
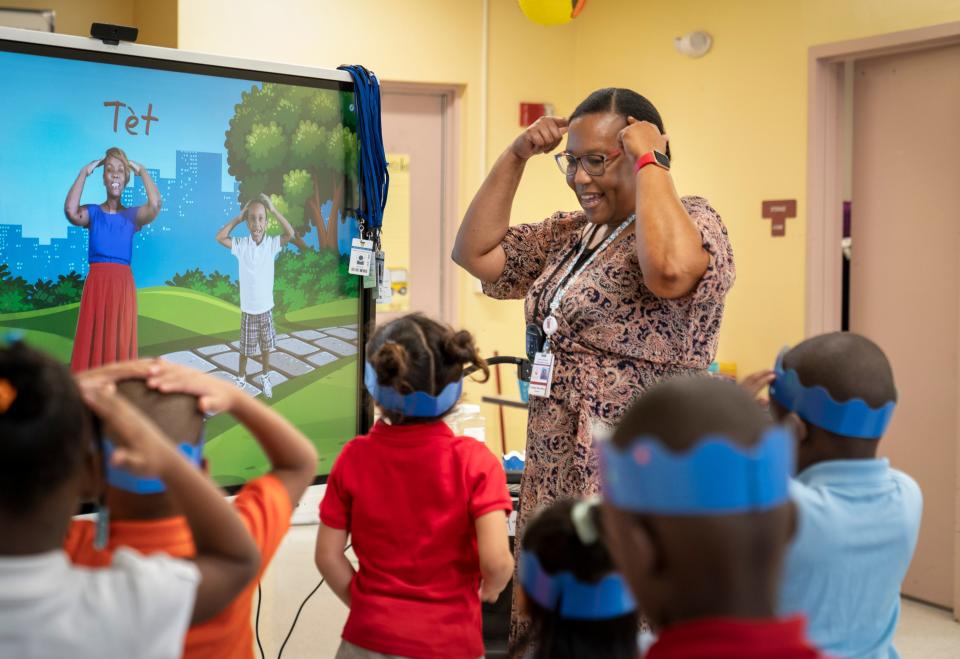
[{"x1": 64, "y1": 147, "x2": 162, "y2": 372}]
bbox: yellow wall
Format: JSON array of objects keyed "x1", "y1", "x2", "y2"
[
  {"x1": 133, "y1": 0, "x2": 177, "y2": 48},
  {"x1": 177, "y1": 0, "x2": 573, "y2": 452},
  {"x1": 176, "y1": 0, "x2": 960, "y2": 453},
  {"x1": 481, "y1": 0, "x2": 960, "y2": 452},
  {"x1": 178, "y1": 0, "x2": 485, "y2": 215},
  {"x1": 466, "y1": 1, "x2": 579, "y2": 452},
  {"x1": 568, "y1": 0, "x2": 960, "y2": 390},
  {"x1": 2, "y1": 0, "x2": 132, "y2": 36},
  {"x1": 2, "y1": 0, "x2": 176, "y2": 46}
]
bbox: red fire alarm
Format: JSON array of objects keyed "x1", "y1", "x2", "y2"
[{"x1": 519, "y1": 102, "x2": 554, "y2": 127}]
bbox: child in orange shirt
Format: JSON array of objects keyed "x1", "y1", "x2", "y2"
[{"x1": 65, "y1": 359, "x2": 318, "y2": 659}]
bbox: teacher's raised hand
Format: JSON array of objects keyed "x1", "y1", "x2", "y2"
[
  {"x1": 510, "y1": 116, "x2": 569, "y2": 161},
  {"x1": 84, "y1": 159, "x2": 104, "y2": 176},
  {"x1": 618, "y1": 116, "x2": 669, "y2": 160}
]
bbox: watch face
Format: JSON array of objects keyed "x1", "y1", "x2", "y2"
[{"x1": 654, "y1": 151, "x2": 671, "y2": 169}]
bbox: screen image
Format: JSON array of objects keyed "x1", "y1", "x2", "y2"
[{"x1": 0, "y1": 36, "x2": 365, "y2": 487}]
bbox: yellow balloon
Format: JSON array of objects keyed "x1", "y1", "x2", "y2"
[{"x1": 518, "y1": 0, "x2": 586, "y2": 26}]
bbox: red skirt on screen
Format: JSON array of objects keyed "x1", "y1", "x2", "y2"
[{"x1": 70, "y1": 263, "x2": 138, "y2": 373}]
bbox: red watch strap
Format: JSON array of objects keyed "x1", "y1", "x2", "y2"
[{"x1": 634, "y1": 152, "x2": 663, "y2": 174}]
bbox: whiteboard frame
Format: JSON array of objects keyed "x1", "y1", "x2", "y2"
[{"x1": 0, "y1": 25, "x2": 352, "y2": 84}]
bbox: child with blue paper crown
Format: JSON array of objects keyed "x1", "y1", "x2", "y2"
[
  {"x1": 742, "y1": 332, "x2": 922, "y2": 659},
  {"x1": 315, "y1": 313, "x2": 515, "y2": 659},
  {"x1": 511, "y1": 497, "x2": 638, "y2": 659},
  {"x1": 0, "y1": 342, "x2": 260, "y2": 658},
  {"x1": 64, "y1": 358, "x2": 318, "y2": 659},
  {"x1": 599, "y1": 377, "x2": 826, "y2": 658}
]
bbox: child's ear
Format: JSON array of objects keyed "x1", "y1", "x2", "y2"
[
  {"x1": 601, "y1": 505, "x2": 657, "y2": 593},
  {"x1": 786, "y1": 412, "x2": 809, "y2": 445},
  {"x1": 626, "y1": 517, "x2": 658, "y2": 577}
]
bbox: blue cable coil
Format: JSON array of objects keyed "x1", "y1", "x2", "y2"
[{"x1": 338, "y1": 65, "x2": 389, "y2": 232}]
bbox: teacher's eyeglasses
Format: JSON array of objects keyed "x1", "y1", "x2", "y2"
[{"x1": 554, "y1": 150, "x2": 621, "y2": 177}]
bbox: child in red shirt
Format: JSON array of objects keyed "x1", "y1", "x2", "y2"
[
  {"x1": 599, "y1": 377, "x2": 827, "y2": 659},
  {"x1": 65, "y1": 359, "x2": 318, "y2": 659},
  {"x1": 316, "y1": 313, "x2": 514, "y2": 659}
]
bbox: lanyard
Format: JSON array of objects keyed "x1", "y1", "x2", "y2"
[
  {"x1": 533, "y1": 223, "x2": 601, "y2": 322},
  {"x1": 542, "y1": 215, "x2": 635, "y2": 351}
]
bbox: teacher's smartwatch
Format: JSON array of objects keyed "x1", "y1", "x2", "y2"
[{"x1": 633, "y1": 150, "x2": 670, "y2": 174}]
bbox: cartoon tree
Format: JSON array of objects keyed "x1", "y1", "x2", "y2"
[
  {"x1": 225, "y1": 83, "x2": 358, "y2": 252},
  {"x1": 0, "y1": 264, "x2": 31, "y2": 313}
]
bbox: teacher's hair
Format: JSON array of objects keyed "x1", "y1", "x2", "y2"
[
  {"x1": 367, "y1": 313, "x2": 489, "y2": 423},
  {"x1": 570, "y1": 88, "x2": 671, "y2": 160},
  {"x1": 104, "y1": 146, "x2": 132, "y2": 185}
]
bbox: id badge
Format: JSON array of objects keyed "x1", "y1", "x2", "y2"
[
  {"x1": 376, "y1": 267, "x2": 393, "y2": 304},
  {"x1": 363, "y1": 250, "x2": 384, "y2": 289},
  {"x1": 348, "y1": 238, "x2": 374, "y2": 276},
  {"x1": 527, "y1": 351, "x2": 555, "y2": 398}
]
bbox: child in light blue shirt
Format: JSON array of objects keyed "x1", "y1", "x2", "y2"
[{"x1": 758, "y1": 332, "x2": 922, "y2": 659}]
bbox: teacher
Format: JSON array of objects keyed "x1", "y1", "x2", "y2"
[
  {"x1": 64, "y1": 147, "x2": 162, "y2": 372},
  {"x1": 452, "y1": 86, "x2": 735, "y2": 578}
]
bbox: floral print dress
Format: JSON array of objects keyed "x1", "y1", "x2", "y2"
[{"x1": 482, "y1": 196, "x2": 735, "y2": 633}]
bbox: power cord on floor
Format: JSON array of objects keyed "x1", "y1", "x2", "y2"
[
  {"x1": 255, "y1": 543, "x2": 351, "y2": 659},
  {"x1": 255, "y1": 582, "x2": 266, "y2": 659},
  {"x1": 276, "y1": 578, "x2": 324, "y2": 659}
]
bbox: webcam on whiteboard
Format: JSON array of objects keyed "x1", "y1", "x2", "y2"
[{"x1": 91, "y1": 23, "x2": 139, "y2": 46}]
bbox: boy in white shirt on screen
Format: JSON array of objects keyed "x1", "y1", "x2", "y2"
[{"x1": 216, "y1": 194, "x2": 295, "y2": 398}]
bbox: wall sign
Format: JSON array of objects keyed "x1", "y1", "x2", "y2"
[{"x1": 762, "y1": 199, "x2": 797, "y2": 237}]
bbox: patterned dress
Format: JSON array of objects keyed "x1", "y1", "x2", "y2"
[{"x1": 482, "y1": 196, "x2": 735, "y2": 634}]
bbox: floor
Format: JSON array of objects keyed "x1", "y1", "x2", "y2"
[
  {"x1": 897, "y1": 598, "x2": 960, "y2": 658},
  {"x1": 254, "y1": 526, "x2": 960, "y2": 658}
]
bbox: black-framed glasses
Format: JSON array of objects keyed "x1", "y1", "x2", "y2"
[{"x1": 554, "y1": 149, "x2": 622, "y2": 177}]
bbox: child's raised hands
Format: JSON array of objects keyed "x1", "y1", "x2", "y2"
[
  {"x1": 739, "y1": 369, "x2": 776, "y2": 405},
  {"x1": 146, "y1": 360, "x2": 243, "y2": 415},
  {"x1": 258, "y1": 192, "x2": 276, "y2": 211},
  {"x1": 79, "y1": 382, "x2": 182, "y2": 479},
  {"x1": 74, "y1": 358, "x2": 158, "y2": 389}
]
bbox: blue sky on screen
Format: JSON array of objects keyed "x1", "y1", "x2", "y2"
[{"x1": 0, "y1": 49, "x2": 255, "y2": 243}]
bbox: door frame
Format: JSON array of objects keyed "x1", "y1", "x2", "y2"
[
  {"x1": 380, "y1": 81, "x2": 462, "y2": 326},
  {"x1": 806, "y1": 20, "x2": 960, "y2": 335},
  {"x1": 805, "y1": 20, "x2": 960, "y2": 617}
]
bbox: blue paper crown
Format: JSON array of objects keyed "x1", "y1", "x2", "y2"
[
  {"x1": 770, "y1": 350, "x2": 896, "y2": 439},
  {"x1": 599, "y1": 426, "x2": 794, "y2": 515},
  {"x1": 519, "y1": 550, "x2": 637, "y2": 620},
  {"x1": 364, "y1": 361, "x2": 462, "y2": 417},
  {"x1": 104, "y1": 437, "x2": 205, "y2": 494}
]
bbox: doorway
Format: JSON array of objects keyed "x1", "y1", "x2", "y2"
[
  {"x1": 377, "y1": 82, "x2": 460, "y2": 325},
  {"x1": 807, "y1": 22, "x2": 960, "y2": 615}
]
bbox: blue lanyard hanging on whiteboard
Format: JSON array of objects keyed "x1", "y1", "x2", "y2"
[
  {"x1": 339, "y1": 64, "x2": 390, "y2": 300},
  {"x1": 338, "y1": 64, "x2": 389, "y2": 237}
]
